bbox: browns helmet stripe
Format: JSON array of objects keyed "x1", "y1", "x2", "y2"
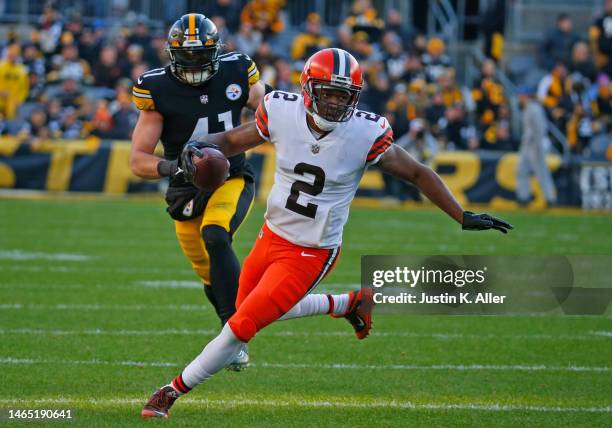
[
  {"x1": 332, "y1": 48, "x2": 340, "y2": 76},
  {"x1": 340, "y1": 50, "x2": 351, "y2": 77}
]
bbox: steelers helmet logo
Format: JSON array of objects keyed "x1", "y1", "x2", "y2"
[{"x1": 225, "y1": 84, "x2": 242, "y2": 101}]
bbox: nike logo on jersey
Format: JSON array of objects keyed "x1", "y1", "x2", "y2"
[
  {"x1": 137, "y1": 76, "x2": 143, "y2": 84},
  {"x1": 175, "y1": 167, "x2": 183, "y2": 176},
  {"x1": 300, "y1": 251, "x2": 316, "y2": 257}
]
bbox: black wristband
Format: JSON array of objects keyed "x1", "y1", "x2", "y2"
[{"x1": 157, "y1": 159, "x2": 178, "y2": 177}]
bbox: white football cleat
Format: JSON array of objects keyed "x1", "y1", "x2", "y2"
[{"x1": 226, "y1": 344, "x2": 249, "y2": 371}]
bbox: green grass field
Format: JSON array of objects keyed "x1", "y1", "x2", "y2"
[{"x1": 0, "y1": 197, "x2": 610, "y2": 427}]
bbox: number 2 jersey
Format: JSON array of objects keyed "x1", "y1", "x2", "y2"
[
  {"x1": 131, "y1": 52, "x2": 259, "y2": 187},
  {"x1": 255, "y1": 90, "x2": 394, "y2": 248}
]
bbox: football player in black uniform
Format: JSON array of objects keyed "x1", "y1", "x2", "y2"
[{"x1": 129, "y1": 13, "x2": 265, "y2": 370}]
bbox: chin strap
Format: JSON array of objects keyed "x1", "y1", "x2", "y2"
[{"x1": 310, "y1": 112, "x2": 337, "y2": 131}]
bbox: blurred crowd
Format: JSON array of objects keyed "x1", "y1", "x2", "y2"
[
  {"x1": 532, "y1": 0, "x2": 612, "y2": 158},
  {"x1": 0, "y1": 0, "x2": 611, "y2": 162}
]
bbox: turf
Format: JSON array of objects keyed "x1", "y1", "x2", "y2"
[{"x1": 0, "y1": 197, "x2": 610, "y2": 427}]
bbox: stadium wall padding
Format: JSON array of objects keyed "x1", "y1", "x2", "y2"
[{"x1": 0, "y1": 138, "x2": 591, "y2": 208}]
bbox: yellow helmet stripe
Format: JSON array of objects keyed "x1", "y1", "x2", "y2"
[{"x1": 188, "y1": 14, "x2": 196, "y2": 41}]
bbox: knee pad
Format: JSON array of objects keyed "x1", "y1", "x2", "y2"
[
  {"x1": 201, "y1": 225, "x2": 231, "y2": 251},
  {"x1": 228, "y1": 314, "x2": 258, "y2": 342}
]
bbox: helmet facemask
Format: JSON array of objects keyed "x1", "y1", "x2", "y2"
[
  {"x1": 304, "y1": 78, "x2": 361, "y2": 125},
  {"x1": 168, "y1": 45, "x2": 219, "y2": 85}
]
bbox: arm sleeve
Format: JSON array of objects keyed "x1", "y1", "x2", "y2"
[
  {"x1": 254, "y1": 97, "x2": 270, "y2": 141},
  {"x1": 132, "y1": 77, "x2": 156, "y2": 111},
  {"x1": 366, "y1": 126, "x2": 394, "y2": 165},
  {"x1": 246, "y1": 56, "x2": 261, "y2": 87}
]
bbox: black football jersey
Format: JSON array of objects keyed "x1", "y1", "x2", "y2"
[{"x1": 132, "y1": 52, "x2": 260, "y2": 187}]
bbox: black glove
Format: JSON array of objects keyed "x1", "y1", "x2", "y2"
[
  {"x1": 179, "y1": 141, "x2": 221, "y2": 183},
  {"x1": 462, "y1": 211, "x2": 513, "y2": 234},
  {"x1": 156, "y1": 159, "x2": 179, "y2": 177}
]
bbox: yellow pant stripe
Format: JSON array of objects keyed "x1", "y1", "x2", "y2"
[{"x1": 174, "y1": 177, "x2": 251, "y2": 285}]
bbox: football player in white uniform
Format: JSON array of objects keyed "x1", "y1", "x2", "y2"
[{"x1": 141, "y1": 48, "x2": 512, "y2": 418}]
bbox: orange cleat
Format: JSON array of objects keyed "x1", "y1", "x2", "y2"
[{"x1": 338, "y1": 287, "x2": 374, "y2": 340}]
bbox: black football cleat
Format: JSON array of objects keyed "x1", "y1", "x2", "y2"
[{"x1": 141, "y1": 385, "x2": 179, "y2": 418}]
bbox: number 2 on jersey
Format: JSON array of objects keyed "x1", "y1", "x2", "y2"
[{"x1": 285, "y1": 163, "x2": 325, "y2": 219}]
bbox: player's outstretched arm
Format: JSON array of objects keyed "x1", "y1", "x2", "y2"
[
  {"x1": 378, "y1": 145, "x2": 513, "y2": 233},
  {"x1": 180, "y1": 121, "x2": 264, "y2": 183}
]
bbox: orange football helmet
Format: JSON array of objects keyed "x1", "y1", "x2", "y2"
[{"x1": 300, "y1": 48, "x2": 363, "y2": 129}]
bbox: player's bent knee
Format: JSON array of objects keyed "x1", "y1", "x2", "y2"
[
  {"x1": 228, "y1": 314, "x2": 258, "y2": 342},
  {"x1": 201, "y1": 225, "x2": 231, "y2": 251}
]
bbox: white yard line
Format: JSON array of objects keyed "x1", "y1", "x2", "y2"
[
  {"x1": 0, "y1": 250, "x2": 92, "y2": 261},
  {"x1": 0, "y1": 304, "x2": 206, "y2": 311},
  {"x1": 0, "y1": 327, "x2": 608, "y2": 341},
  {"x1": 0, "y1": 356, "x2": 608, "y2": 373},
  {"x1": 0, "y1": 397, "x2": 608, "y2": 413}
]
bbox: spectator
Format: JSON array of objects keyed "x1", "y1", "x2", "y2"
[
  {"x1": 422, "y1": 37, "x2": 451, "y2": 82},
  {"x1": 425, "y1": 90, "x2": 446, "y2": 136},
  {"x1": 17, "y1": 108, "x2": 48, "y2": 140},
  {"x1": 537, "y1": 62, "x2": 573, "y2": 131},
  {"x1": 240, "y1": 0, "x2": 285, "y2": 37},
  {"x1": 593, "y1": 74, "x2": 612, "y2": 130},
  {"x1": 385, "y1": 8, "x2": 412, "y2": 48},
  {"x1": 384, "y1": 85, "x2": 412, "y2": 139},
  {"x1": 569, "y1": 41, "x2": 597, "y2": 84},
  {"x1": 590, "y1": 0, "x2": 612, "y2": 76},
  {"x1": 566, "y1": 103, "x2": 594, "y2": 153},
  {"x1": 253, "y1": 42, "x2": 277, "y2": 84},
  {"x1": 59, "y1": 107, "x2": 83, "y2": 139},
  {"x1": 125, "y1": 44, "x2": 145, "y2": 78},
  {"x1": 77, "y1": 27, "x2": 101, "y2": 67},
  {"x1": 344, "y1": 0, "x2": 384, "y2": 41},
  {"x1": 235, "y1": 22, "x2": 263, "y2": 58},
  {"x1": 440, "y1": 103, "x2": 478, "y2": 151},
  {"x1": 272, "y1": 58, "x2": 296, "y2": 92},
  {"x1": 539, "y1": 13, "x2": 580, "y2": 71},
  {"x1": 92, "y1": 45, "x2": 123, "y2": 88},
  {"x1": 37, "y1": 4, "x2": 63, "y2": 55},
  {"x1": 49, "y1": 44, "x2": 91, "y2": 83},
  {"x1": 481, "y1": 0, "x2": 506, "y2": 61},
  {"x1": 471, "y1": 59, "x2": 506, "y2": 127},
  {"x1": 381, "y1": 31, "x2": 408, "y2": 82},
  {"x1": 209, "y1": 0, "x2": 242, "y2": 33},
  {"x1": 57, "y1": 78, "x2": 83, "y2": 108},
  {"x1": 22, "y1": 44, "x2": 46, "y2": 81},
  {"x1": 516, "y1": 85, "x2": 557, "y2": 206},
  {"x1": 110, "y1": 92, "x2": 138, "y2": 139},
  {"x1": 0, "y1": 44, "x2": 29, "y2": 120},
  {"x1": 291, "y1": 13, "x2": 331, "y2": 61},
  {"x1": 360, "y1": 60, "x2": 390, "y2": 113},
  {"x1": 437, "y1": 68, "x2": 463, "y2": 108}
]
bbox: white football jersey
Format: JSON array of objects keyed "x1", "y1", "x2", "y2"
[{"x1": 255, "y1": 90, "x2": 393, "y2": 248}]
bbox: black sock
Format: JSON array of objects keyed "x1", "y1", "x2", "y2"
[
  {"x1": 203, "y1": 284, "x2": 222, "y2": 323},
  {"x1": 202, "y1": 225, "x2": 240, "y2": 326}
]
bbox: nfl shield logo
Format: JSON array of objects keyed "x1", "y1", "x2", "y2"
[
  {"x1": 311, "y1": 144, "x2": 320, "y2": 154},
  {"x1": 200, "y1": 95, "x2": 208, "y2": 104}
]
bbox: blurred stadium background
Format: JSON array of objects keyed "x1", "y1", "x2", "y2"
[{"x1": 0, "y1": 0, "x2": 611, "y2": 210}]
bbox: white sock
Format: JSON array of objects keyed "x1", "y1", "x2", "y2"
[
  {"x1": 330, "y1": 293, "x2": 350, "y2": 316},
  {"x1": 280, "y1": 294, "x2": 330, "y2": 320},
  {"x1": 181, "y1": 323, "x2": 244, "y2": 388}
]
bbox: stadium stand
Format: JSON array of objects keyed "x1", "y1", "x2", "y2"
[{"x1": 0, "y1": 0, "x2": 611, "y2": 205}]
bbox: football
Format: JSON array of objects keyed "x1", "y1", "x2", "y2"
[{"x1": 191, "y1": 147, "x2": 230, "y2": 191}]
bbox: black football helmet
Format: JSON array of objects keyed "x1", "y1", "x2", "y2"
[{"x1": 166, "y1": 13, "x2": 220, "y2": 85}]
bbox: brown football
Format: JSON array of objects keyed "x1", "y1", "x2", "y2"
[{"x1": 191, "y1": 147, "x2": 230, "y2": 191}]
